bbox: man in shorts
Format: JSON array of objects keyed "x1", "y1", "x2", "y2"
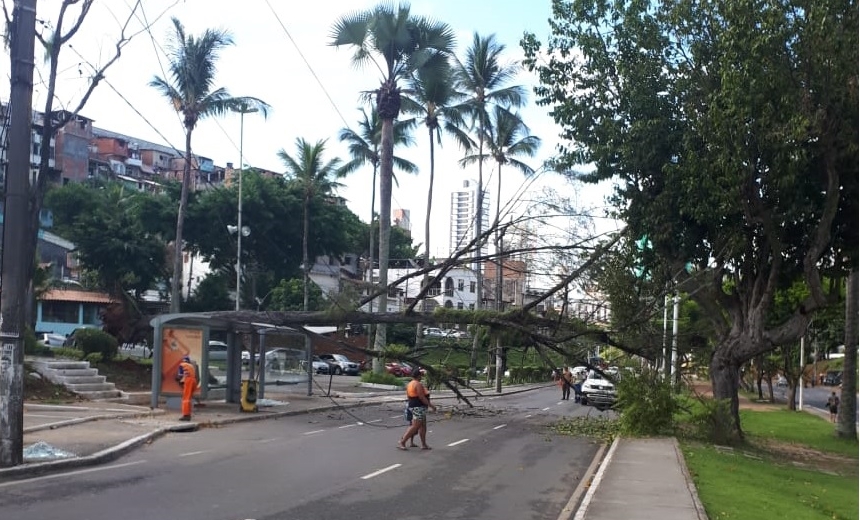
[{"x1": 399, "y1": 367, "x2": 436, "y2": 450}]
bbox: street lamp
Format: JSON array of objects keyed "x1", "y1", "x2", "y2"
[{"x1": 233, "y1": 104, "x2": 258, "y2": 311}]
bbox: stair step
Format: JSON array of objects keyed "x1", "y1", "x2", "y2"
[
  {"x1": 57, "y1": 375, "x2": 107, "y2": 385},
  {"x1": 66, "y1": 382, "x2": 117, "y2": 392},
  {"x1": 52, "y1": 368, "x2": 99, "y2": 377},
  {"x1": 41, "y1": 361, "x2": 91, "y2": 370},
  {"x1": 76, "y1": 390, "x2": 123, "y2": 400}
]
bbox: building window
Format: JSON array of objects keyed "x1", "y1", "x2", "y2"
[
  {"x1": 457, "y1": 302, "x2": 464, "y2": 310},
  {"x1": 82, "y1": 304, "x2": 103, "y2": 325},
  {"x1": 457, "y1": 279, "x2": 464, "y2": 291},
  {"x1": 444, "y1": 300, "x2": 453, "y2": 308},
  {"x1": 444, "y1": 278, "x2": 454, "y2": 297},
  {"x1": 470, "y1": 281, "x2": 476, "y2": 293},
  {"x1": 42, "y1": 301, "x2": 78, "y2": 324},
  {"x1": 469, "y1": 303, "x2": 475, "y2": 310}
]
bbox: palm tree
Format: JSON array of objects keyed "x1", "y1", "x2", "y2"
[
  {"x1": 338, "y1": 107, "x2": 417, "y2": 314},
  {"x1": 331, "y1": 4, "x2": 455, "y2": 371},
  {"x1": 453, "y1": 32, "x2": 526, "y2": 375},
  {"x1": 278, "y1": 138, "x2": 346, "y2": 311},
  {"x1": 402, "y1": 55, "x2": 471, "y2": 346},
  {"x1": 461, "y1": 105, "x2": 540, "y2": 392},
  {"x1": 150, "y1": 17, "x2": 269, "y2": 313}
]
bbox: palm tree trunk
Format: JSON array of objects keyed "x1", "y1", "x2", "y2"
[
  {"x1": 170, "y1": 128, "x2": 193, "y2": 313},
  {"x1": 469, "y1": 126, "x2": 485, "y2": 376},
  {"x1": 416, "y1": 128, "x2": 437, "y2": 351},
  {"x1": 374, "y1": 118, "x2": 394, "y2": 373},
  {"x1": 367, "y1": 166, "x2": 377, "y2": 350},
  {"x1": 494, "y1": 162, "x2": 504, "y2": 392},
  {"x1": 837, "y1": 268, "x2": 857, "y2": 439},
  {"x1": 302, "y1": 196, "x2": 310, "y2": 311}
]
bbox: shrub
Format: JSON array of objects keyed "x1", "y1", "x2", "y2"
[
  {"x1": 22, "y1": 327, "x2": 39, "y2": 354},
  {"x1": 75, "y1": 329, "x2": 119, "y2": 361},
  {"x1": 84, "y1": 352, "x2": 103, "y2": 364},
  {"x1": 686, "y1": 397, "x2": 736, "y2": 445},
  {"x1": 615, "y1": 367, "x2": 677, "y2": 436},
  {"x1": 53, "y1": 347, "x2": 84, "y2": 360},
  {"x1": 360, "y1": 370, "x2": 404, "y2": 387}
]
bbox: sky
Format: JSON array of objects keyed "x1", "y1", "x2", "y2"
[{"x1": 2, "y1": 0, "x2": 619, "y2": 261}]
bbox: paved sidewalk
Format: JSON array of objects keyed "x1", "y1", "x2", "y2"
[{"x1": 572, "y1": 437, "x2": 707, "y2": 520}]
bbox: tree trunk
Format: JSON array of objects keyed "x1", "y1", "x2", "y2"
[
  {"x1": 416, "y1": 126, "x2": 436, "y2": 351},
  {"x1": 469, "y1": 128, "x2": 486, "y2": 376},
  {"x1": 367, "y1": 166, "x2": 377, "y2": 349},
  {"x1": 709, "y1": 346, "x2": 743, "y2": 441},
  {"x1": 170, "y1": 128, "x2": 193, "y2": 313},
  {"x1": 302, "y1": 196, "x2": 310, "y2": 311},
  {"x1": 837, "y1": 268, "x2": 857, "y2": 439},
  {"x1": 373, "y1": 116, "x2": 394, "y2": 373}
]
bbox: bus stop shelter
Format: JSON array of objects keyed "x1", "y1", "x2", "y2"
[{"x1": 148, "y1": 312, "x2": 313, "y2": 409}]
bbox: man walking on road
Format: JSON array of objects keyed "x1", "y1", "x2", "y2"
[
  {"x1": 399, "y1": 368, "x2": 435, "y2": 450},
  {"x1": 177, "y1": 356, "x2": 198, "y2": 421},
  {"x1": 561, "y1": 367, "x2": 573, "y2": 400}
]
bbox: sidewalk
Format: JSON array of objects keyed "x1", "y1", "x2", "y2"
[{"x1": 2, "y1": 381, "x2": 708, "y2": 520}]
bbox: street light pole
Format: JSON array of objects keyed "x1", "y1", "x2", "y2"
[{"x1": 234, "y1": 106, "x2": 258, "y2": 311}]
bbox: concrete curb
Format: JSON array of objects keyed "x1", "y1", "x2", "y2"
[
  {"x1": 557, "y1": 440, "x2": 609, "y2": 520},
  {"x1": 24, "y1": 409, "x2": 168, "y2": 434},
  {"x1": 0, "y1": 423, "x2": 196, "y2": 482},
  {"x1": 572, "y1": 436, "x2": 621, "y2": 520},
  {"x1": 672, "y1": 437, "x2": 709, "y2": 520}
]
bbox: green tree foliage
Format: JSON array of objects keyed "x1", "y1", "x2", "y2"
[
  {"x1": 183, "y1": 272, "x2": 233, "y2": 312},
  {"x1": 44, "y1": 182, "x2": 168, "y2": 297},
  {"x1": 524, "y1": 0, "x2": 857, "y2": 439},
  {"x1": 269, "y1": 278, "x2": 325, "y2": 312}
]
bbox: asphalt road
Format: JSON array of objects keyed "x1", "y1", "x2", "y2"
[{"x1": 2, "y1": 386, "x2": 610, "y2": 520}]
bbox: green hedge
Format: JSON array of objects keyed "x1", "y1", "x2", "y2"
[{"x1": 74, "y1": 329, "x2": 119, "y2": 361}]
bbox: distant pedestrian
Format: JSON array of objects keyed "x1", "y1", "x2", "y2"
[
  {"x1": 827, "y1": 392, "x2": 840, "y2": 423},
  {"x1": 176, "y1": 355, "x2": 199, "y2": 421},
  {"x1": 562, "y1": 367, "x2": 573, "y2": 400},
  {"x1": 399, "y1": 368, "x2": 436, "y2": 450}
]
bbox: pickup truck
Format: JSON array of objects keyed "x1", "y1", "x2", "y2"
[{"x1": 580, "y1": 370, "x2": 617, "y2": 410}]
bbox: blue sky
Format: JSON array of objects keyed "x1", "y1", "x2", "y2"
[{"x1": 2, "y1": 0, "x2": 616, "y2": 259}]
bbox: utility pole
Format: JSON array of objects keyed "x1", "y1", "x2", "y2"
[{"x1": 1, "y1": 0, "x2": 37, "y2": 468}]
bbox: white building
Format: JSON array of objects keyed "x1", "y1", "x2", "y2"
[
  {"x1": 374, "y1": 263, "x2": 480, "y2": 313},
  {"x1": 449, "y1": 180, "x2": 490, "y2": 259}
]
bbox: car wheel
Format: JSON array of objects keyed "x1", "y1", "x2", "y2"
[
  {"x1": 333, "y1": 366, "x2": 342, "y2": 375},
  {"x1": 581, "y1": 396, "x2": 588, "y2": 406}
]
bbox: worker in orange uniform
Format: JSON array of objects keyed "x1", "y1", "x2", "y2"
[{"x1": 177, "y1": 355, "x2": 198, "y2": 421}]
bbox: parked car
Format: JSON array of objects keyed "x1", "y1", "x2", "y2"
[
  {"x1": 207, "y1": 340, "x2": 228, "y2": 361},
  {"x1": 63, "y1": 326, "x2": 98, "y2": 348},
  {"x1": 823, "y1": 371, "x2": 843, "y2": 386},
  {"x1": 39, "y1": 333, "x2": 67, "y2": 348},
  {"x1": 300, "y1": 355, "x2": 331, "y2": 375},
  {"x1": 318, "y1": 353, "x2": 360, "y2": 375},
  {"x1": 775, "y1": 375, "x2": 788, "y2": 387},
  {"x1": 423, "y1": 327, "x2": 444, "y2": 338},
  {"x1": 386, "y1": 361, "x2": 423, "y2": 377},
  {"x1": 450, "y1": 330, "x2": 471, "y2": 339},
  {"x1": 580, "y1": 370, "x2": 617, "y2": 410}
]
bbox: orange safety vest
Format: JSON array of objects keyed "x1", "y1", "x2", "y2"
[
  {"x1": 179, "y1": 361, "x2": 197, "y2": 383},
  {"x1": 406, "y1": 380, "x2": 422, "y2": 398}
]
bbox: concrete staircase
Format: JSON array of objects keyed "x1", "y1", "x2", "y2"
[{"x1": 29, "y1": 359, "x2": 123, "y2": 400}]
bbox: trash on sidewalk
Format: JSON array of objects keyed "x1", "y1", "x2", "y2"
[
  {"x1": 256, "y1": 398, "x2": 288, "y2": 407},
  {"x1": 23, "y1": 441, "x2": 77, "y2": 461}
]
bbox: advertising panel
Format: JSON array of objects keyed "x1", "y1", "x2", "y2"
[{"x1": 160, "y1": 327, "x2": 204, "y2": 395}]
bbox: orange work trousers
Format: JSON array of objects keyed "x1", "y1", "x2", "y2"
[{"x1": 181, "y1": 376, "x2": 197, "y2": 416}]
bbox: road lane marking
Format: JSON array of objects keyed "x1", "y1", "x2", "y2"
[
  {"x1": 303, "y1": 429, "x2": 325, "y2": 435},
  {"x1": 257, "y1": 438, "x2": 279, "y2": 444},
  {"x1": 525, "y1": 414, "x2": 533, "y2": 418},
  {"x1": 367, "y1": 419, "x2": 382, "y2": 424},
  {"x1": 339, "y1": 424, "x2": 358, "y2": 429},
  {"x1": 447, "y1": 439, "x2": 469, "y2": 447},
  {"x1": 493, "y1": 424, "x2": 507, "y2": 430},
  {"x1": 361, "y1": 464, "x2": 401, "y2": 480},
  {"x1": 542, "y1": 407, "x2": 551, "y2": 411},
  {"x1": 0, "y1": 460, "x2": 147, "y2": 489},
  {"x1": 179, "y1": 450, "x2": 207, "y2": 457}
]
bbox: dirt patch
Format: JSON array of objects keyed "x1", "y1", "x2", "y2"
[
  {"x1": 24, "y1": 370, "x2": 82, "y2": 403},
  {"x1": 95, "y1": 358, "x2": 152, "y2": 391}
]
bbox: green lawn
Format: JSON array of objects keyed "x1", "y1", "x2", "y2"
[{"x1": 682, "y1": 410, "x2": 858, "y2": 520}]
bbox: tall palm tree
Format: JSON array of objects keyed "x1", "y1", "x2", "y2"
[
  {"x1": 453, "y1": 32, "x2": 526, "y2": 375},
  {"x1": 461, "y1": 105, "x2": 539, "y2": 392},
  {"x1": 150, "y1": 17, "x2": 269, "y2": 313},
  {"x1": 331, "y1": 4, "x2": 455, "y2": 371},
  {"x1": 403, "y1": 55, "x2": 471, "y2": 346},
  {"x1": 338, "y1": 107, "x2": 417, "y2": 314},
  {"x1": 278, "y1": 138, "x2": 346, "y2": 311}
]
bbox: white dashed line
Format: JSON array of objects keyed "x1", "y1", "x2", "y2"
[
  {"x1": 542, "y1": 407, "x2": 551, "y2": 411},
  {"x1": 367, "y1": 419, "x2": 382, "y2": 424},
  {"x1": 339, "y1": 424, "x2": 358, "y2": 429},
  {"x1": 303, "y1": 429, "x2": 325, "y2": 435},
  {"x1": 493, "y1": 424, "x2": 507, "y2": 430},
  {"x1": 447, "y1": 439, "x2": 469, "y2": 447},
  {"x1": 361, "y1": 464, "x2": 401, "y2": 479},
  {"x1": 525, "y1": 414, "x2": 533, "y2": 418},
  {"x1": 257, "y1": 438, "x2": 279, "y2": 444},
  {"x1": 179, "y1": 450, "x2": 207, "y2": 457}
]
